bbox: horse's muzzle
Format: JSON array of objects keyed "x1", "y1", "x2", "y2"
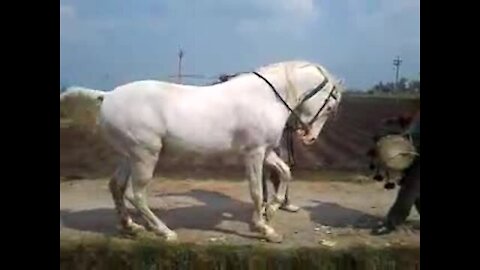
[
  {"x1": 296, "y1": 128, "x2": 317, "y2": 146},
  {"x1": 301, "y1": 136, "x2": 316, "y2": 145}
]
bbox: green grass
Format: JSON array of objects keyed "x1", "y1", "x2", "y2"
[{"x1": 60, "y1": 232, "x2": 420, "y2": 270}]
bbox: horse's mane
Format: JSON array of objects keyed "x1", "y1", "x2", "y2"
[
  {"x1": 257, "y1": 60, "x2": 346, "y2": 93},
  {"x1": 255, "y1": 60, "x2": 312, "y2": 74},
  {"x1": 209, "y1": 60, "x2": 345, "y2": 92}
]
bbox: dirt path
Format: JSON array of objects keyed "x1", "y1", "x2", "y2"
[{"x1": 60, "y1": 176, "x2": 419, "y2": 249}]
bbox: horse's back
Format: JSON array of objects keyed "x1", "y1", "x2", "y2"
[
  {"x1": 111, "y1": 80, "x2": 183, "y2": 96},
  {"x1": 98, "y1": 80, "x2": 174, "y2": 139}
]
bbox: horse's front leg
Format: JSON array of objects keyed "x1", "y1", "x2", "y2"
[
  {"x1": 244, "y1": 147, "x2": 283, "y2": 243},
  {"x1": 264, "y1": 150, "x2": 292, "y2": 222}
]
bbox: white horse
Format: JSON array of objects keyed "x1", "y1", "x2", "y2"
[{"x1": 60, "y1": 60, "x2": 344, "y2": 242}]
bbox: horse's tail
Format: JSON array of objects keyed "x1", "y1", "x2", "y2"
[{"x1": 60, "y1": 86, "x2": 108, "y2": 102}]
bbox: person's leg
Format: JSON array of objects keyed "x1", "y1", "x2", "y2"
[{"x1": 372, "y1": 159, "x2": 420, "y2": 235}]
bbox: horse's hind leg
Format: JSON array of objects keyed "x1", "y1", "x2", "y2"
[
  {"x1": 263, "y1": 150, "x2": 292, "y2": 222},
  {"x1": 109, "y1": 157, "x2": 145, "y2": 234},
  {"x1": 127, "y1": 148, "x2": 178, "y2": 242},
  {"x1": 245, "y1": 147, "x2": 283, "y2": 243}
]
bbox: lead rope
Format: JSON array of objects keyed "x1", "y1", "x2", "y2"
[{"x1": 285, "y1": 128, "x2": 296, "y2": 167}]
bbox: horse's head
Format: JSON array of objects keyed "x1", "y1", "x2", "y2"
[{"x1": 288, "y1": 63, "x2": 344, "y2": 145}]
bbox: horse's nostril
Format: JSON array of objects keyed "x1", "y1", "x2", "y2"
[
  {"x1": 304, "y1": 137, "x2": 316, "y2": 145},
  {"x1": 384, "y1": 182, "x2": 396, "y2": 189},
  {"x1": 373, "y1": 174, "x2": 383, "y2": 181}
]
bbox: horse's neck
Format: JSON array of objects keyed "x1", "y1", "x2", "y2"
[{"x1": 254, "y1": 70, "x2": 303, "y2": 109}]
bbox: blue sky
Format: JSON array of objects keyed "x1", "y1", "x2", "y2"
[{"x1": 60, "y1": 0, "x2": 419, "y2": 90}]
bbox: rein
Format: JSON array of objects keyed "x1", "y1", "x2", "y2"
[
  {"x1": 252, "y1": 67, "x2": 338, "y2": 167},
  {"x1": 252, "y1": 71, "x2": 309, "y2": 131},
  {"x1": 252, "y1": 66, "x2": 337, "y2": 132}
]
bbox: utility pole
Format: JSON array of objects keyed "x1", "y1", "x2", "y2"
[
  {"x1": 169, "y1": 49, "x2": 211, "y2": 84},
  {"x1": 393, "y1": 56, "x2": 402, "y2": 90},
  {"x1": 177, "y1": 48, "x2": 184, "y2": 83}
]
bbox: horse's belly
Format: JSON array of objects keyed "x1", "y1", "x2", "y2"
[{"x1": 162, "y1": 134, "x2": 235, "y2": 155}]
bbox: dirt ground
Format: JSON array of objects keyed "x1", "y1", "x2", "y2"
[
  {"x1": 60, "y1": 96, "x2": 420, "y2": 250},
  {"x1": 60, "y1": 174, "x2": 419, "y2": 249}
]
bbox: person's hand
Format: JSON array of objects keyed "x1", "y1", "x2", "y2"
[{"x1": 398, "y1": 115, "x2": 413, "y2": 129}]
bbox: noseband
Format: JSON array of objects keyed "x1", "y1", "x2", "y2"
[{"x1": 252, "y1": 66, "x2": 338, "y2": 132}]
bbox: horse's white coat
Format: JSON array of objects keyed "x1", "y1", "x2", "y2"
[{"x1": 62, "y1": 60, "x2": 343, "y2": 242}]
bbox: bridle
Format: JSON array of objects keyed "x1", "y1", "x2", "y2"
[
  {"x1": 252, "y1": 66, "x2": 339, "y2": 133},
  {"x1": 252, "y1": 66, "x2": 339, "y2": 167}
]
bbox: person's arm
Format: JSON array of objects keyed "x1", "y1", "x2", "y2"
[
  {"x1": 381, "y1": 114, "x2": 414, "y2": 129},
  {"x1": 403, "y1": 113, "x2": 420, "y2": 146}
]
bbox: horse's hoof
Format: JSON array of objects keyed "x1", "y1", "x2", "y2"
[
  {"x1": 252, "y1": 222, "x2": 264, "y2": 232},
  {"x1": 280, "y1": 204, "x2": 301, "y2": 213},
  {"x1": 147, "y1": 226, "x2": 178, "y2": 242},
  {"x1": 265, "y1": 231, "x2": 283, "y2": 243},
  {"x1": 118, "y1": 222, "x2": 146, "y2": 235},
  {"x1": 129, "y1": 223, "x2": 146, "y2": 233},
  {"x1": 164, "y1": 232, "x2": 178, "y2": 242}
]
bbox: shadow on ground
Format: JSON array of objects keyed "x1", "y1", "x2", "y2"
[
  {"x1": 60, "y1": 189, "x2": 412, "y2": 240},
  {"x1": 304, "y1": 200, "x2": 382, "y2": 229},
  {"x1": 304, "y1": 200, "x2": 420, "y2": 230},
  {"x1": 60, "y1": 189, "x2": 258, "y2": 239}
]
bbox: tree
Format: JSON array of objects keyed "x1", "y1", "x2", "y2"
[
  {"x1": 368, "y1": 77, "x2": 420, "y2": 94},
  {"x1": 409, "y1": 80, "x2": 420, "y2": 92},
  {"x1": 397, "y1": 77, "x2": 408, "y2": 91}
]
